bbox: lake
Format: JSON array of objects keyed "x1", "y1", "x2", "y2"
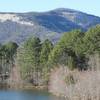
[{"x1": 0, "y1": 89, "x2": 65, "y2": 100}]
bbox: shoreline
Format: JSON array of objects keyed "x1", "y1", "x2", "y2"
[{"x1": 0, "y1": 83, "x2": 48, "y2": 90}]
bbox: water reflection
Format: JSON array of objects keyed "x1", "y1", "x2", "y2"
[{"x1": 0, "y1": 89, "x2": 65, "y2": 100}]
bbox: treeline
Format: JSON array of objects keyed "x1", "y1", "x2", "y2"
[
  {"x1": 16, "y1": 25, "x2": 100, "y2": 85},
  {"x1": 49, "y1": 25, "x2": 100, "y2": 70},
  {"x1": 0, "y1": 42, "x2": 18, "y2": 74},
  {"x1": 0, "y1": 25, "x2": 100, "y2": 85},
  {"x1": 17, "y1": 38, "x2": 53, "y2": 85}
]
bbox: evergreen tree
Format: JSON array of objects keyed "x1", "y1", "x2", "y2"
[
  {"x1": 0, "y1": 42, "x2": 18, "y2": 74},
  {"x1": 17, "y1": 37, "x2": 41, "y2": 83},
  {"x1": 48, "y1": 30, "x2": 83, "y2": 69},
  {"x1": 40, "y1": 39, "x2": 53, "y2": 67},
  {"x1": 83, "y1": 25, "x2": 100, "y2": 55}
]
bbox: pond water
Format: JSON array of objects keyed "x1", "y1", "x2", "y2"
[{"x1": 0, "y1": 89, "x2": 65, "y2": 100}]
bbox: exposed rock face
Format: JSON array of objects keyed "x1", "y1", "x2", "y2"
[{"x1": 0, "y1": 14, "x2": 34, "y2": 26}]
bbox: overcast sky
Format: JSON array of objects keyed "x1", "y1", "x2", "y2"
[{"x1": 0, "y1": 0, "x2": 99, "y2": 16}]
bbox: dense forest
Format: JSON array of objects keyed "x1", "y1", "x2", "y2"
[{"x1": 0, "y1": 25, "x2": 100, "y2": 87}]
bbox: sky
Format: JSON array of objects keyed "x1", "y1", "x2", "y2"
[{"x1": 0, "y1": 0, "x2": 100, "y2": 16}]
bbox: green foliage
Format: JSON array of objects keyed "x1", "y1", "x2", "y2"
[
  {"x1": 65, "y1": 74, "x2": 75, "y2": 85},
  {"x1": 17, "y1": 37, "x2": 41, "y2": 80},
  {"x1": 48, "y1": 44, "x2": 63, "y2": 65},
  {"x1": 48, "y1": 30, "x2": 83, "y2": 69},
  {"x1": 3, "y1": 42, "x2": 18, "y2": 60},
  {"x1": 40, "y1": 39, "x2": 53, "y2": 67},
  {"x1": 67, "y1": 56, "x2": 76, "y2": 70},
  {"x1": 83, "y1": 25, "x2": 100, "y2": 55},
  {"x1": 59, "y1": 30, "x2": 83, "y2": 50},
  {"x1": 0, "y1": 42, "x2": 18, "y2": 74},
  {"x1": 1, "y1": 24, "x2": 99, "y2": 85}
]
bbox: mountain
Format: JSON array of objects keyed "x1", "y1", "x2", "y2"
[{"x1": 0, "y1": 8, "x2": 100, "y2": 44}]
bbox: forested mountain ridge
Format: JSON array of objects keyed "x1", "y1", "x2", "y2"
[{"x1": 0, "y1": 8, "x2": 100, "y2": 44}]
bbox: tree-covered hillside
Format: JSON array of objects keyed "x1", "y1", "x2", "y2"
[
  {"x1": 0, "y1": 25, "x2": 100, "y2": 86},
  {"x1": 0, "y1": 8, "x2": 100, "y2": 44}
]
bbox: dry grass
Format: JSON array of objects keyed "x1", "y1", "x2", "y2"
[{"x1": 49, "y1": 66, "x2": 100, "y2": 100}]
